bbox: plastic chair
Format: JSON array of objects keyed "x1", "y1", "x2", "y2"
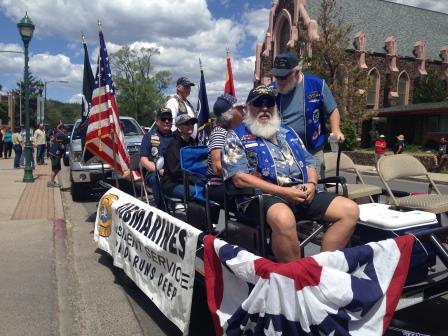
[
  {"x1": 377, "y1": 154, "x2": 448, "y2": 216},
  {"x1": 324, "y1": 152, "x2": 382, "y2": 202}
]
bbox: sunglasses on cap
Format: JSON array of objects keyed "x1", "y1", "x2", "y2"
[{"x1": 251, "y1": 97, "x2": 276, "y2": 108}]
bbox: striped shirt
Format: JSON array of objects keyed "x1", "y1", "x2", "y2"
[{"x1": 207, "y1": 126, "x2": 228, "y2": 185}]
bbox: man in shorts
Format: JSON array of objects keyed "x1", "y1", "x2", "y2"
[
  {"x1": 47, "y1": 132, "x2": 65, "y2": 188},
  {"x1": 222, "y1": 85, "x2": 359, "y2": 262}
]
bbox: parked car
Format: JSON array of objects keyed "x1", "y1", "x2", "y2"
[
  {"x1": 62, "y1": 123, "x2": 75, "y2": 166},
  {"x1": 69, "y1": 116, "x2": 143, "y2": 201}
]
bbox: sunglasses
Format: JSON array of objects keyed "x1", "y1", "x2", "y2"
[
  {"x1": 251, "y1": 98, "x2": 276, "y2": 108},
  {"x1": 160, "y1": 117, "x2": 173, "y2": 123},
  {"x1": 274, "y1": 71, "x2": 294, "y2": 80}
]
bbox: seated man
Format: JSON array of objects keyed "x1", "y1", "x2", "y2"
[
  {"x1": 222, "y1": 85, "x2": 359, "y2": 262},
  {"x1": 207, "y1": 93, "x2": 244, "y2": 206},
  {"x1": 140, "y1": 107, "x2": 174, "y2": 207}
]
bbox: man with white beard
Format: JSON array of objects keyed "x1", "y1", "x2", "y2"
[
  {"x1": 271, "y1": 52, "x2": 344, "y2": 179},
  {"x1": 222, "y1": 85, "x2": 358, "y2": 262}
]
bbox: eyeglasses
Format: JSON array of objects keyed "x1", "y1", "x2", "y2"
[
  {"x1": 251, "y1": 98, "x2": 276, "y2": 108},
  {"x1": 160, "y1": 117, "x2": 173, "y2": 123},
  {"x1": 274, "y1": 71, "x2": 294, "y2": 80}
]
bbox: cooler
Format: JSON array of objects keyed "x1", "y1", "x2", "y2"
[{"x1": 353, "y1": 203, "x2": 440, "y2": 285}]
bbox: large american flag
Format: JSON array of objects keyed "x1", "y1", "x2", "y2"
[
  {"x1": 204, "y1": 235, "x2": 415, "y2": 336},
  {"x1": 85, "y1": 29, "x2": 129, "y2": 175}
]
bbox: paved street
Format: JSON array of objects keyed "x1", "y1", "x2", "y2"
[{"x1": 1, "y1": 155, "x2": 448, "y2": 336}]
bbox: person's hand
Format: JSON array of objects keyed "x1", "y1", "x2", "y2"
[
  {"x1": 158, "y1": 169, "x2": 164, "y2": 176},
  {"x1": 332, "y1": 129, "x2": 345, "y2": 142},
  {"x1": 280, "y1": 186, "x2": 307, "y2": 205},
  {"x1": 303, "y1": 183, "x2": 317, "y2": 204}
]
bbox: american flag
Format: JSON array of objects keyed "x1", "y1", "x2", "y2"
[
  {"x1": 204, "y1": 235, "x2": 415, "y2": 336},
  {"x1": 85, "y1": 29, "x2": 129, "y2": 175}
]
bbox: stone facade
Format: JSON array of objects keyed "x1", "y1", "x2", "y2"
[{"x1": 255, "y1": 0, "x2": 448, "y2": 111}]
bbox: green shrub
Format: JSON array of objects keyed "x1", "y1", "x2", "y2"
[{"x1": 340, "y1": 118, "x2": 357, "y2": 150}]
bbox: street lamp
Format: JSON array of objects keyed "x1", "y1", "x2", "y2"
[
  {"x1": 17, "y1": 12, "x2": 35, "y2": 183},
  {"x1": 43, "y1": 80, "x2": 68, "y2": 124}
]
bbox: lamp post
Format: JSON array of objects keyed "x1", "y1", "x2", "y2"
[
  {"x1": 17, "y1": 12, "x2": 35, "y2": 183},
  {"x1": 43, "y1": 80, "x2": 68, "y2": 124}
]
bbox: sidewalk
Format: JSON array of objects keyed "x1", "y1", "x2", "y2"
[{"x1": 0, "y1": 156, "x2": 65, "y2": 336}]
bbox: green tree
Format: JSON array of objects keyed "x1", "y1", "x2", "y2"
[
  {"x1": 110, "y1": 46, "x2": 171, "y2": 126},
  {"x1": 45, "y1": 99, "x2": 81, "y2": 128},
  {"x1": 9, "y1": 71, "x2": 44, "y2": 127},
  {"x1": 413, "y1": 69, "x2": 447, "y2": 104},
  {"x1": 299, "y1": 0, "x2": 368, "y2": 137},
  {"x1": 0, "y1": 83, "x2": 9, "y2": 124}
]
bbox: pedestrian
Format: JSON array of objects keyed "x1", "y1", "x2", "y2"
[
  {"x1": 0, "y1": 126, "x2": 4, "y2": 158},
  {"x1": 393, "y1": 134, "x2": 405, "y2": 154},
  {"x1": 374, "y1": 134, "x2": 387, "y2": 164},
  {"x1": 47, "y1": 132, "x2": 65, "y2": 188},
  {"x1": 165, "y1": 77, "x2": 197, "y2": 138},
  {"x1": 34, "y1": 123, "x2": 46, "y2": 165},
  {"x1": 3, "y1": 127, "x2": 12, "y2": 159},
  {"x1": 270, "y1": 52, "x2": 344, "y2": 179},
  {"x1": 12, "y1": 127, "x2": 23, "y2": 168},
  {"x1": 432, "y1": 137, "x2": 448, "y2": 172}
]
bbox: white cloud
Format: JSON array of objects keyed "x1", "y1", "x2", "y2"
[
  {"x1": 0, "y1": 0, "x2": 262, "y2": 105},
  {"x1": 69, "y1": 93, "x2": 83, "y2": 104}
]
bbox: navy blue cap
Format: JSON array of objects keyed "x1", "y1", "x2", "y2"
[
  {"x1": 270, "y1": 52, "x2": 299, "y2": 77},
  {"x1": 213, "y1": 94, "x2": 237, "y2": 117}
]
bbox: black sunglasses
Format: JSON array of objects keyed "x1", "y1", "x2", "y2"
[
  {"x1": 160, "y1": 117, "x2": 173, "y2": 123},
  {"x1": 251, "y1": 98, "x2": 276, "y2": 108},
  {"x1": 274, "y1": 71, "x2": 294, "y2": 80}
]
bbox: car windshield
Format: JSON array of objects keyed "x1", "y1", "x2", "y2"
[{"x1": 71, "y1": 118, "x2": 142, "y2": 140}]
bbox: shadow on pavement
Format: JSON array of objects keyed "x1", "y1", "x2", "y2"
[{"x1": 94, "y1": 249, "x2": 214, "y2": 335}]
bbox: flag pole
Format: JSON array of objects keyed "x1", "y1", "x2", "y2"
[{"x1": 111, "y1": 132, "x2": 119, "y2": 188}]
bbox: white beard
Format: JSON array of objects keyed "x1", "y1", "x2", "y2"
[
  {"x1": 245, "y1": 111, "x2": 281, "y2": 139},
  {"x1": 277, "y1": 75, "x2": 298, "y2": 94}
]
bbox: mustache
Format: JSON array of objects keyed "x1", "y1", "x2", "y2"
[{"x1": 257, "y1": 112, "x2": 272, "y2": 118}]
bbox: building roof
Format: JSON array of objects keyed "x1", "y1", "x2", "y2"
[
  {"x1": 306, "y1": 0, "x2": 448, "y2": 61},
  {"x1": 377, "y1": 101, "x2": 448, "y2": 117}
]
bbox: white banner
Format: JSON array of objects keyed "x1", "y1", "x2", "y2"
[{"x1": 94, "y1": 188, "x2": 201, "y2": 334}]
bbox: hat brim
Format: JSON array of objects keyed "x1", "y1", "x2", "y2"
[
  {"x1": 270, "y1": 68, "x2": 293, "y2": 77},
  {"x1": 176, "y1": 117, "x2": 198, "y2": 126},
  {"x1": 178, "y1": 82, "x2": 195, "y2": 87},
  {"x1": 247, "y1": 94, "x2": 276, "y2": 106}
]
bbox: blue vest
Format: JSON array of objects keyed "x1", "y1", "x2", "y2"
[
  {"x1": 303, "y1": 74, "x2": 325, "y2": 150},
  {"x1": 233, "y1": 124, "x2": 308, "y2": 185}
]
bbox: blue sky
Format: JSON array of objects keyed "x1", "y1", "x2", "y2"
[{"x1": 0, "y1": 0, "x2": 446, "y2": 110}]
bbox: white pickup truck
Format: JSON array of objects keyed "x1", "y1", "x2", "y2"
[{"x1": 69, "y1": 116, "x2": 143, "y2": 201}]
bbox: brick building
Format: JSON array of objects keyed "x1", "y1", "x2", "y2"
[{"x1": 254, "y1": 0, "x2": 448, "y2": 146}]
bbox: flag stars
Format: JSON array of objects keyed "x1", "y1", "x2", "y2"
[
  {"x1": 264, "y1": 320, "x2": 282, "y2": 336},
  {"x1": 352, "y1": 262, "x2": 371, "y2": 281}
]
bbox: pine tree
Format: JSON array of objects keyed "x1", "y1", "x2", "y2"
[{"x1": 413, "y1": 69, "x2": 447, "y2": 104}]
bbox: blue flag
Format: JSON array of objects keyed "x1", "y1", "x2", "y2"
[{"x1": 197, "y1": 68, "x2": 210, "y2": 145}]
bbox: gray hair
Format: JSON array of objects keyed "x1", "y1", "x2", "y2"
[{"x1": 216, "y1": 109, "x2": 234, "y2": 128}]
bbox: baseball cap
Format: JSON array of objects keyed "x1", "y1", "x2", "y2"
[
  {"x1": 246, "y1": 85, "x2": 276, "y2": 107},
  {"x1": 156, "y1": 107, "x2": 172, "y2": 118},
  {"x1": 213, "y1": 94, "x2": 237, "y2": 117},
  {"x1": 270, "y1": 52, "x2": 299, "y2": 77},
  {"x1": 176, "y1": 77, "x2": 195, "y2": 87},
  {"x1": 175, "y1": 112, "x2": 198, "y2": 126}
]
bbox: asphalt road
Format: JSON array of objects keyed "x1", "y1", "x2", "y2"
[{"x1": 60, "y1": 167, "x2": 448, "y2": 335}]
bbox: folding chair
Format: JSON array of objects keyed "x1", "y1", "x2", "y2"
[
  {"x1": 180, "y1": 146, "x2": 220, "y2": 233},
  {"x1": 223, "y1": 175, "x2": 348, "y2": 258},
  {"x1": 377, "y1": 154, "x2": 448, "y2": 218},
  {"x1": 324, "y1": 152, "x2": 382, "y2": 202},
  {"x1": 128, "y1": 152, "x2": 143, "y2": 199},
  {"x1": 154, "y1": 156, "x2": 184, "y2": 215}
]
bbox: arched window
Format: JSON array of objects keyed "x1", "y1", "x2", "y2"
[
  {"x1": 334, "y1": 65, "x2": 348, "y2": 112},
  {"x1": 367, "y1": 68, "x2": 380, "y2": 109},
  {"x1": 398, "y1": 71, "x2": 410, "y2": 105},
  {"x1": 279, "y1": 20, "x2": 291, "y2": 54}
]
